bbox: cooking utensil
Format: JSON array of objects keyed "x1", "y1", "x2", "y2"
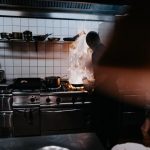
[
  {"x1": 45, "y1": 76, "x2": 61, "y2": 88},
  {"x1": 63, "y1": 33, "x2": 80, "y2": 41},
  {"x1": 12, "y1": 32, "x2": 23, "y2": 39},
  {"x1": 33, "y1": 33, "x2": 52, "y2": 41},
  {"x1": 13, "y1": 78, "x2": 42, "y2": 90},
  {"x1": 23, "y1": 30, "x2": 32, "y2": 41},
  {"x1": 0, "y1": 32, "x2": 13, "y2": 40},
  {"x1": 0, "y1": 70, "x2": 6, "y2": 83},
  {"x1": 71, "y1": 84, "x2": 84, "y2": 87},
  {"x1": 48, "y1": 37, "x2": 60, "y2": 41}
]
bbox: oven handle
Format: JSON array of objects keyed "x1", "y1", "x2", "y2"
[
  {"x1": 41, "y1": 108, "x2": 81, "y2": 113},
  {"x1": 13, "y1": 108, "x2": 38, "y2": 125},
  {"x1": 13, "y1": 107, "x2": 39, "y2": 111}
]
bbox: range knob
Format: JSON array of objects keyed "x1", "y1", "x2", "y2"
[
  {"x1": 72, "y1": 97, "x2": 77, "y2": 104},
  {"x1": 30, "y1": 97, "x2": 35, "y2": 102},
  {"x1": 56, "y1": 97, "x2": 61, "y2": 105},
  {"x1": 81, "y1": 98, "x2": 85, "y2": 104},
  {"x1": 46, "y1": 97, "x2": 51, "y2": 103}
]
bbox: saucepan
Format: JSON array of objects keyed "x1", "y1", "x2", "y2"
[
  {"x1": 45, "y1": 76, "x2": 61, "y2": 88},
  {"x1": 23, "y1": 30, "x2": 32, "y2": 41}
]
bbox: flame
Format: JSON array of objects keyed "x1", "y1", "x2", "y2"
[{"x1": 69, "y1": 32, "x2": 94, "y2": 84}]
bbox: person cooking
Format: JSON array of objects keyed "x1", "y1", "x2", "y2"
[
  {"x1": 86, "y1": 31, "x2": 120, "y2": 149},
  {"x1": 93, "y1": 3, "x2": 150, "y2": 150},
  {"x1": 86, "y1": 31, "x2": 105, "y2": 66}
]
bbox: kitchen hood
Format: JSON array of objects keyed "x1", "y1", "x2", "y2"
[{"x1": 0, "y1": 0, "x2": 129, "y2": 21}]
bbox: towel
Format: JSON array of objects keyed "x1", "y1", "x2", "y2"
[{"x1": 111, "y1": 142, "x2": 150, "y2": 150}]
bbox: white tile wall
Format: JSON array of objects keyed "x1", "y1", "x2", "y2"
[
  {"x1": 22, "y1": 59, "x2": 30, "y2": 66},
  {"x1": 12, "y1": 18, "x2": 20, "y2": 26},
  {"x1": 0, "y1": 17, "x2": 3, "y2": 26},
  {"x1": 21, "y1": 18, "x2": 29, "y2": 26},
  {"x1": 0, "y1": 16, "x2": 108, "y2": 79},
  {"x1": 4, "y1": 17, "x2": 12, "y2": 26},
  {"x1": 46, "y1": 60, "x2": 53, "y2": 66},
  {"x1": 22, "y1": 67, "x2": 30, "y2": 74},
  {"x1": 4, "y1": 26, "x2": 12, "y2": 32},
  {"x1": 46, "y1": 20, "x2": 53, "y2": 28}
]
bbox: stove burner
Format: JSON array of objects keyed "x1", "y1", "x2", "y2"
[
  {"x1": 47, "y1": 85, "x2": 61, "y2": 92},
  {"x1": 69, "y1": 84, "x2": 85, "y2": 91}
]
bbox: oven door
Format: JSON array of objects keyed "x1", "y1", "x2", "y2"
[
  {"x1": 0, "y1": 94, "x2": 13, "y2": 111},
  {"x1": 40, "y1": 106, "x2": 92, "y2": 135},
  {"x1": 13, "y1": 107, "x2": 40, "y2": 137},
  {"x1": 0, "y1": 111, "x2": 13, "y2": 137}
]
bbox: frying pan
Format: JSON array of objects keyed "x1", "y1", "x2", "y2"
[
  {"x1": 33, "y1": 33, "x2": 52, "y2": 41},
  {"x1": 48, "y1": 37, "x2": 60, "y2": 41},
  {"x1": 71, "y1": 84, "x2": 84, "y2": 87},
  {"x1": 63, "y1": 33, "x2": 80, "y2": 41},
  {"x1": 13, "y1": 78, "x2": 42, "y2": 90}
]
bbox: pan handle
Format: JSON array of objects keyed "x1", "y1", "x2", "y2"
[{"x1": 41, "y1": 108, "x2": 81, "y2": 113}]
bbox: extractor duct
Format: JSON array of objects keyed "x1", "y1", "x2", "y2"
[{"x1": 0, "y1": 0, "x2": 129, "y2": 21}]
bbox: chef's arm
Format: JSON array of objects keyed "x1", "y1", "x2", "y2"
[{"x1": 94, "y1": 65, "x2": 149, "y2": 107}]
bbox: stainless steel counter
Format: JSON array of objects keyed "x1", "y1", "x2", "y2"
[{"x1": 0, "y1": 132, "x2": 105, "y2": 150}]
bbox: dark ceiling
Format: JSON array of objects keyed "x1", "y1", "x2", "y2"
[
  {"x1": 0, "y1": 0, "x2": 129, "y2": 15},
  {"x1": 0, "y1": 0, "x2": 131, "y2": 21},
  {"x1": 56, "y1": 0, "x2": 136, "y2": 5}
]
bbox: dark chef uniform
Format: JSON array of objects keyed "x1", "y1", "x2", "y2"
[{"x1": 86, "y1": 31, "x2": 120, "y2": 149}]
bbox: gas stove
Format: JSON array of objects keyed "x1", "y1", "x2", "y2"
[
  {"x1": 12, "y1": 91, "x2": 40, "y2": 107},
  {"x1": 40, "y1": 90, "x2": 91, "y2": 107},
  {"x1": 4, "y1": 78, "x2": 93, "y2": 136},
  {"x1": 11, "y1": 78, "x2": 92, "y2": 108}
]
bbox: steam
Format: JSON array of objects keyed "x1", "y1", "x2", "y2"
[{"x1": 69, "y1": 33, "x2": 94, "y2": 84}]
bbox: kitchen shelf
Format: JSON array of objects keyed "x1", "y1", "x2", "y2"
[
  {"x1": 0, "y1": 39, "x2": 73, "y2": 51},
  {"x1": 0, "y1": 39, "x2": 73, "y2": 43}
]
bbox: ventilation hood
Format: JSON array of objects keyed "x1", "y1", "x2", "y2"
[{"x1": 0, "y1": 0, "x2": 129, "y2": 21}]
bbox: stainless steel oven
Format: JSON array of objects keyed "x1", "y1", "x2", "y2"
[
  {"x1": 12, "y1": 91, "x2": 41, "y2": 137},
  {"x1": 13, "y1": 106, "x2": 40, "y2": 137},
  {"x1": 0, "y1": 110, "x2": 13, "y2": 137},
  {"x1": 40, "y1": 106, "x2": 92, "y2": 135},
  {"x1": 0, "y1": 90, "x2": 13, "y2": 137},
  {"x1": 40, "y1": 92, "x2": 92, "y2": 135}
]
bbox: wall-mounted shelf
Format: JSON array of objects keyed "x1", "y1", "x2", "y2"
[
  {"x1": 0, "y1": 39, "x2": 73, "y2": 43},
  {"x1": 0, "y1": 39, "x2": 73, "y2": 51}
]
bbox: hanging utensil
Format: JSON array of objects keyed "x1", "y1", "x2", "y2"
[
  {"x1": 23, "y1": 30, "x2": 32, "y2": 41},
  {"x1": 33, "y1": 33, "x2": 52, "y2": 41}
]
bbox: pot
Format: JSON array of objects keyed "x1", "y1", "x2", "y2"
[
  {"x1": 23, "y1": 30, "x2": 32, "y2": 41},
  {"x1": 12, "y1": 32, "x2": 23, "y2": 39},
  {"x1": 0, "y1": 70, "x2": 6, "y2": 83},
  {"x1": 45, "y1": 76, "x2": 61, "y2": 88},
  {"x1": 0, "y1": 32, "x2": 13, "y2": 40}
]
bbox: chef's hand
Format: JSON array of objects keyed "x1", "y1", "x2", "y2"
[{"x1": 141, "y1": 118, "x2": 150, "y2": 146}]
